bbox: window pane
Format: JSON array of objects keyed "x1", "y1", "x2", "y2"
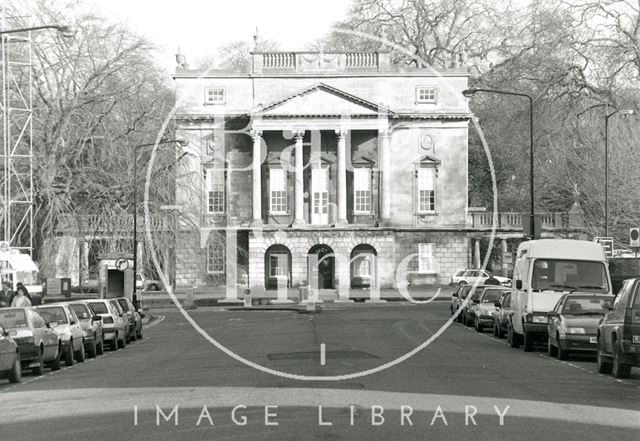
[
  {"x1": 207, "y1": 243, "x2": 225, "y2": 273},
  {"x1": 270, "y1": 169, "x2": 288, "y2": 213}
]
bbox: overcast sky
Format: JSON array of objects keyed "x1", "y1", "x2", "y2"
[{"x1": 93, "y1": 0, "x2": 351, "y2": 72}]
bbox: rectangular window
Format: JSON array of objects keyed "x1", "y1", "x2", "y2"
[
  {"x1": 270, "y1": 253, "x2": 288, "y2": 276},
  {"x1": 417, "y1": 167, "x2": 436, "y2": 212},
  {"x1": 418, "y1": 243, "x2": 436, "y2": 273},
  {"x1": 207, "y1": 243, "x2": 225, "y2": 273},
  {"x1": 204, "y1": 87, "x2": 225, "y2": 104},
  {"x1": 205, "y1": 168, "x2": 225, "y2": 213},
  {"x1": 353, "y1": 168, "x2": 371, "y2": 214},
  {"x1": 270, "y1": 168, "x2": 288, "y2": 214},
  {"x1": 416, "y1": 86, "x2": 437, "y2": 104}
]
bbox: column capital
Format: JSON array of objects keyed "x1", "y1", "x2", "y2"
[
  {"x1": 335, "y1": 128, "x2": 349, "y2": 139},
  {"x1": 292, "y1": 129, "x2": 305, "y2": 140},
  {"x1": 250, "y1": 129, "x2": 263, "y2": 139}
]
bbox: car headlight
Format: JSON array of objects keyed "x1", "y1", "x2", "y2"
[
  {"x1": 566, "y1": 327, "x2": 586, "y2": 334},
  {"x1": 526, "y1": 314, "x2": 548, "y2": 323}
]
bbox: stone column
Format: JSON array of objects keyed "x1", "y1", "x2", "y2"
[
  {"x1": 336, "y1": 129, "x2": 349, "y2": 226},
  {"x1": 251, "y1": 129, "x2": 263, "y2": 226},
  {"x1": 473, "y1": 238, "x2": 481, "y2": 268},
  {"x1": 293, "y1": 130, "x2": 305, "y2": 225},
  {"x1": 378, "y1": 130, "x2": 391, "y2": 224}
]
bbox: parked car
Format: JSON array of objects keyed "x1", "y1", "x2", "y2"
[
  {"x1": 0, "y1": 307, "x2": 60, "y2": 374},
  {"x1": 86, "y1": 299, "x2": 127, "y2": 350},
  {"x1": 36, "y1": 304, "x2": 85, "y2": 366},
  {"x1": 68, "y1": 301, "x2": 104, "y2": 357},
  {"x1": 547, "y1": 293, "x2": 615, "y2": 360},
  {"x1": 461, "y1": 286, "x2": 486, "y2": 326},
  {"x1": 452, "y1": 285, "x2": 473, "y2": 322},
  {"x1": 474, "y1": 286, "x2": 509, "y2": 332},
  {"x1": 450, "y1": 285, "x2": 468, "y2": 315},
  {"x1": 492, "y1": 291, "x2": 513, "y2": 339},
  {"x1": 115, "y1": 297, "x2": 143, "y2": 340},
  {"x1": 451, "y1": 269, "x2": 511, "y2": 287},
  {"x1": 137, "y1": 273, "x2": 162, "y2": 292},
  {"x1": 0, "y1": 321, "x2": 21, "y2": 383},
  {"x1": 597, "y1": 277, "x2": 640, "y2": 378}
]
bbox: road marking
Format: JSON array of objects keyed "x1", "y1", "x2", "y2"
[
  {"x1": 143, "y1": 315, "x2": 165, "y2": 329},
  {"x1": 1, "y1": 387, "x2": 638, "y2": 429},
  {"x1": 320, "y1": 343, "x2": 326, "y2": 366}
]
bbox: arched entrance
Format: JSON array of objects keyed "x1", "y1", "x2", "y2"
[
  {"x1": 308, "y1": 244, "x2": 335, "y2": 289},
  {"x1": 264, "y1": 245, "x2": 292, "y2": 290},
  {"x1": 351, "y1": 244, "x2": 377, "y2": 289}
]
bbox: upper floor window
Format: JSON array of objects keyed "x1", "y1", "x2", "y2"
[
  {"x1": 416, "y1": 86, "x2": 437, "y2": 104},
  {"x1": 417, "y1": 166, "x2": 436, "y2": 213},
  {"x1": 205, "y1": 167, "x2": 225, "y2": 213},
  {"x1": 270, "y1": 168, "x2": 289, "y2": 214},
  {"x1": 353, "y1": 168, "x2": 372, "y2": 214},
  {"x1": 204, "y1": 87, "x2": 225, "y2": 105},
  {"x1": 207, "y1": 243, "x2": 225, "y2": 274},
  {"x1": 418, "y1": 243, "x2": 436, "y2": 273}
]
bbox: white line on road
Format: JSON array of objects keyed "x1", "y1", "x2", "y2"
[
  {"x1": 320, "y1": 343, "x2": 326, "y2": 366},
  {"x1": 143, "y1": 315, "x2": 165, "y2": 329}
]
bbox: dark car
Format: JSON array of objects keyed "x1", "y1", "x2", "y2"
[
  {"x1": 453, "y1": 285, "x2": 473, "y2": 322},
  {"x1": 461, "y1": 286, "x2": 486, "y2": 326},
  {"x1": 597, "y1": 278, "x2": 640, "y2": 378},
  {"x1": 0, "y1": 321, "x2": 21, "y2": 383},
  {"x1": 0, "y1": 307, "x2": 60, "y2": 374},
  {"x1": 492, "y1": 291, "x2": 513, "y2": 339},
  {"x1": 115, "y1": 297, "x2": 143, "y2": 340},
  {"x1": 547, "y1": 293, "x2": 614, "y2": 360}
]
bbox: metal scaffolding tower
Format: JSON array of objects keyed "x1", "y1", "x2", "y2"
[{"x1": 0, "y1": 8, "x2": 33, "y2": 254}]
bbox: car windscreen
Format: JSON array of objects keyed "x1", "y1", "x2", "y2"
[
  {"x1": 116, "y1": 299, "x2": 130, "y2": 311},
  {"x1": 481, "y1": 289, "x2": 504, "y2": 303},
  {"x1": 37, "y1": 307, "x2": 68, "y2": 324},
  {"x1": 87, "y1": 302, "x2": 108, "y2": 314},
  {"x1": 531, "y1": 259, "x2": 609, "y2": 293},
  {"x1": 460, "y1": 286, "x2": 472, "y2": 298},
  {"x1": 562, "y1": 297, "x2": 613, "y2": 314},
  {"x1": 470, "y1": 289, "x2": 483, "y2": 301},
  {"x1": 0, "y1": 310, "x2": 28, "y2": 329},
  {"x1": 70, "y1": 304, "x2": 91, "y2": 319}
]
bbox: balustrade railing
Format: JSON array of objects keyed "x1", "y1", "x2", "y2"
[{"x1": 469, "y1": 212, "x2": 569, "y2": 229}]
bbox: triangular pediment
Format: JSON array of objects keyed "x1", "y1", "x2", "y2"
[{"x1": 255, "y1": 83, "x2": 393, "y2": 117}]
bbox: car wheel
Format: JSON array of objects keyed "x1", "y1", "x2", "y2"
[
  {"x1": 110, "y1": 334, "x2": 118, "y2": 351},
  {"x1": 65, "y1": 341, "x2": 74, "y2": 366},
  {"x1": 136, "y1": 326, "x2": 143, "y2": 340},
  {"x1": 597, "y1": 348, "x2": 613, "y2": 374},
  {"x1": 8, "y1": 357, "x2": 22, "y2": 383},
  {"x1": 75, "y1": 340, "x2": 85, "y2": 363},
  {"x1": 612, "y1": 340, "x2": 631, "y2": 379},
  {"x1": 88, "y1": 338, "x2": 97, "y2": 358},
  {"x1": 523, "y1": 330, "x2": 534, "y2": 352},
  {"x1": 475, "y1": 319, "x2": 482, "y2": 332},
  {"x1": 509, "y1": 326, "x2": 520, "y2": 348},
  {"x1": 118, "y1": 333, "x2": 126, "y2": 349},
  {"x1": 148, "y1": 283, "x2": 159, "y2": 291},
  {"x1": 547, "y1": 337, "x2": 558, "y2": 357},
  {"x1": 130, "y1": 327, "x2": 137, "y2": 342},
  {"x1": 32, "y1": 346, "x2": 44, "y2": 376},
  {"x1": 50, "y1": 344, "x2": 61, "y2": 371}
]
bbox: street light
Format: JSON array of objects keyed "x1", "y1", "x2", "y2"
[
  {"x1": 604, "y1": 109, "x2": 635, "y2": 237},
  {"x1": 462, "y1": 88, "x2": 536, "y2": 239},
  {"x1": 132, "y1": 138, "x2": 188, "y2": 309},
  {"x1": 0, "y1": 24, "x2": 76, "y2": 38}
]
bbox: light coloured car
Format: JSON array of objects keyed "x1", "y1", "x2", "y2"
[
  {"x1": 492, "y1": 291, "x2": 513, "y2": 339},
  {"x1": 452, "y1": 269, "x2": 511, "y2": 287},
  {"x1": 136, "y1": 273, "x2": 162, "y2": 291},
  {"x1": 0, "y1": 307, "x2": 60, "y2": 374},
  {"x1": 86, "y1": 299, "x2": 127, "y2": 350},
  {"x1": 474, "y1": 286, "x2": 509, "y2": 332},
  {"x1": 36, "y1": 304, "x2": 85, "y2": 366},
  {"x1": 0, "y1": 321, "x2": 21, "y2": 383},
  {"x1": 69, "y1": 301, "x2": 105, "y2": 357}
]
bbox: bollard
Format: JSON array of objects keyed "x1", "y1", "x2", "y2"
[
  {"x1": 185, "y1": 287, "x2": 196, "y2": 310},
  {"x1": 243, "y1": 288, "x2": 252, "y2": 308}
]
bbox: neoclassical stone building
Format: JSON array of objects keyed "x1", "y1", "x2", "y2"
[{"x1": 172, "y1": 46, "x2": 476, "y2": 291}]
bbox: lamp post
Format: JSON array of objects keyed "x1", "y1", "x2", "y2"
[
  {"x1": 604, "y1": 109, "x2": 635, "y2": 237},
  {"x1": 132, "y1": 139, "x2": 188, "y2": 308},
  {"x1": 0, "y1": 24, "x2": 76, "y2": 37},
  {"x1": 462, "y1": 88, "x2": 536, "y2": 239}
]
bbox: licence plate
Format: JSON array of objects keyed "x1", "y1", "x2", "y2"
[
  {"x1": 633, "y1": 335, "x2": 640, "y2": 344},
  {"x1": 589, "y1": 337, "x2": 597, "y2": 344}
]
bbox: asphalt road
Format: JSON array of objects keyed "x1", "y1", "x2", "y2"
[{"x1": 1, "y1": 301, "x2": 639, "y2": 441}]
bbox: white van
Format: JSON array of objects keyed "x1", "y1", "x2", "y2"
[
  {"x1": 510, "y1": 239, "x2": 612, "y2": 351},
  {"x1": 0, "y1": 248, "x2": 43, "y2": 295}
]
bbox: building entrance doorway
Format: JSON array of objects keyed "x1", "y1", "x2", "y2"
[{"x1": 308, "y1": 244, "x2": 335, "y2": 289}]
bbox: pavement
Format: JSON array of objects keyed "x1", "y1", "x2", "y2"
[{"x1": 1, "y1": 301, "x2": 638, "y2": 441}]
